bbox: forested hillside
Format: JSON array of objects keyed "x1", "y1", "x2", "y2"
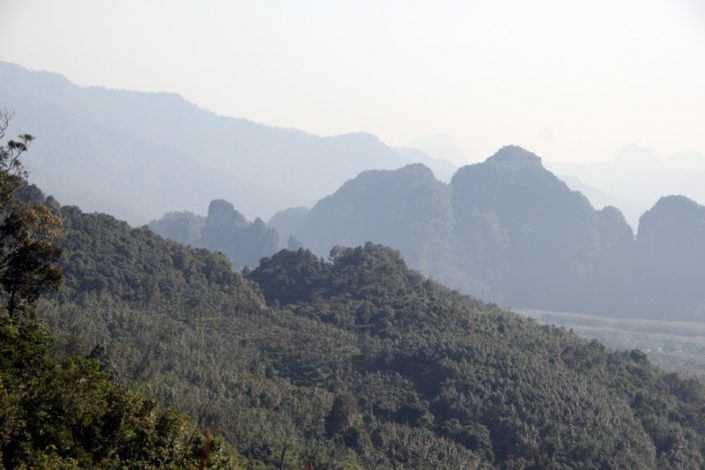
[
  {"x1": 0, "y1": 123, "x2": 235, "y2": 468},
  {"x1": 36, "y1": 201, "x2": 705, "y2": 468}
]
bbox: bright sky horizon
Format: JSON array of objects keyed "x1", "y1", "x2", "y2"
[{"x1": 1, "y1": 0, "x2": 703, "y2": 164}]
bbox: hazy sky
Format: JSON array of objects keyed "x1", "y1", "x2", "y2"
[{"x1": 1, "y1": 0, "x2": 703, "y2": 164}]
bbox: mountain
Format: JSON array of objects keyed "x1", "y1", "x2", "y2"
[
  {"x1": 273, "y1": 146, "x2": 632, "y2": 306},
  {"x1": 557, "y1": 174, "x2": 644, "y2": 229},
  {"x1": 452, "y1": 147, "x2": 636, "y2": 312},
  {"x1": 271, "y1": 163, "x2": 468, "y2": 289},
  {"x1": 147, "y1": 210, "x2": 206, "y2": 245},
  {"x1": 149, "y1": 199, "x2": 279, "y2": 270},
  {"x1": 0, "y1": 61, "x2": 430, "y2": 225},
  {"x1": 38, "y1": 198, "x2": 705, "y2": 468},
  {"x1": 271, "y1": 145, "x2": 705, "y2": 321},
  {"x1": 630, "y1": 196, "x2": 705, "y2": 321},
  {"x1": 267, "y1": 207, "x2": 309, "y2": 246}
]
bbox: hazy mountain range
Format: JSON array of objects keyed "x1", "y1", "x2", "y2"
[
  {"x1": 151, "y1": 145, "x2": 705, "y2": 322},
  {"x1": 5, "y1": 61, "x2": 705, "y2": 322},
  {"x1": 0, "y1": 61, "x2": 451, "y2": 225},
  {"x1": 4, "y1": 61, "x2": 702, "y2": 232},
  {"x1": 269, "y1": 147, "x2": 705, "y2": 321}
]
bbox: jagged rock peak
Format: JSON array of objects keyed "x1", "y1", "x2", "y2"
[
  {"x1": 485, "y1": 145, "x2": 543, "y2": 171},
  {"x1": 206, "y1": 199, "x2": 247, "y2": 226}
]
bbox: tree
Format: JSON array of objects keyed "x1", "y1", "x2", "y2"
[
  {"x1": 0, "y1": 111, "x2": 62, "y2": 315},
  {"x1": 325, "y1": 392, "x2": 359, "y2": 437}
]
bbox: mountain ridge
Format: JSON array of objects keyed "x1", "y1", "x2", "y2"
[
  {"x1": 0, "y1": 61, "x2": 449, "y2": 224},
  {"x1": 264, "y1": 146, "x2": 704, "y2": 321}
]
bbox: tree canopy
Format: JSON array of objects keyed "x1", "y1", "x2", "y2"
[
  {"x1": 0, "y1": 115, "x2": 239, "y2": 468},
  {"x1": 0, "y1": 112, "x2": 62, "y2": 316}
]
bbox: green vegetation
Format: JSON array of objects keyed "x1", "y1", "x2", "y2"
[
  {"x1": 0, "y1": 117, "x2": 237, "y2": 468},
  {"x1": 39, "y1": 201, "x2": 705, "y2": 467},
  {"x1": 0, "y1": 313, "x2": 236, "y2": 468}
]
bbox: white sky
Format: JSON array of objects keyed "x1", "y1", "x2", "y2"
[{"x1": 0, "y1": 0, "x2": 703, "y2": 164}]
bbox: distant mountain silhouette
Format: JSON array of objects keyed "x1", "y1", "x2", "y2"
[
  {"x1": 0, "y1": 61, "x2": 439, "y2": 224},
  {"x1": 270, "y1": 146, "x2": 705, "y2": 321},
  {"x1": 629, "y1": 196, "x2": 705, "y2": 320},
  {"x1": 149, "y1": 200, "x2": 278, "y2": 269},
  {"x1": 274, "y1": 163, "x2": 477, "y2": 292},
  {"x1": 449, "y1": 146, "x2": 634, "y2": 310},
  {"x1": 147, "y1": 211, "x2": 206, "y2": 245}
]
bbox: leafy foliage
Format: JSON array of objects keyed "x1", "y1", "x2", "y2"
[
  {"x1": 0, "y1": 115, "x2": 62, "y2": 316},
  {"x1": 0, "y1": 313, "x2": 237, "y2": 468},
  {"x1": 39, "y1": 201, "x2": 705, "y2": 468},
  {"x1": 0, "y1": 117, "x2": 238, "y2": 468}
]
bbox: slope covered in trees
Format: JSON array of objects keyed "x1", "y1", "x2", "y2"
[
  {"x1": 271, "y1": 146, "x2": 705, "y2": 321},
  {"x1": 0, "y1": 312, "x2": 237, "y2": 468},
  {"x1": 0, "y1": 120, "x2": 236, "y2": 468},
  {"x1": 35, "y1": 199, "x2": 705, "y2": 468}
]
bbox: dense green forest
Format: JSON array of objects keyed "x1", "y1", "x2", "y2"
[
  {"x1": 0, "y1": 122, "x2": 237, "y2": 468},
  {"x1": 38, "y1": 202, "x2": 705, "y2": 468}
]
